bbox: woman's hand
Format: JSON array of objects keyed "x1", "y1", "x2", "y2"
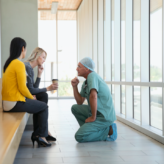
[
  {"x1": 38, "y1": 65, "x2": 44, "y2": 78},
  {"x1": 33, "y1": 95, "x2": 36, "y2": 100},
  {"x1": 47, "y1": 83, "x2": 58, "y2": 91}
]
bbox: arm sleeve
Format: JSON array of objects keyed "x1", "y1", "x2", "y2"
[
  {"x1": 16, "y1": 64, "x2": 33, "y2": 99},
  {"x1": 34, "y1": 77, "x2": 41, "y2": 88},
  {"x1": 87, "y1": 75, "x2": 99, "y2": 93},
  {"x1": 25, "y1": 64, "x2": 47, "y2": 95}
]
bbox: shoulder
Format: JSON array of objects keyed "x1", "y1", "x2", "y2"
[
  {"x1": 24, "y1": 62, "x2": 32, "y2": 72},
  {"x1": 87, "y1": 72, "x2": 99, "y2": 81},
  {"x1": 24, "y1": 62, "x2": 31, "y2": 69},
  {"x1": 12, "y1": 59, "x2": 25, "y2": 68}
]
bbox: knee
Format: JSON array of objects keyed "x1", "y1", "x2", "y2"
[
  {"x1": 42, "y1": 92, "x2": 48, "y2": 101},
  {"x1": 42, "y1": 103, "x2": 48, "y2": 112},
  {"x1": 75, "y1": 132, "x2": 83, "y2": 143},
  {"x1": 71, "y1": 104, "x2": 78, "y2": 114}
]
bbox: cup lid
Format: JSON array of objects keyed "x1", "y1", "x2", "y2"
[{"x1": 52, "y1": 79, "x2": 58, "y2": 81}]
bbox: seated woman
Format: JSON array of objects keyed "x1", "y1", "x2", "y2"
[
  {"x1": 24, "y1": 47, "x2": 58, "y2": 141},
  {"x1": 2, "y1": 37, "x2": 51, "y2": 147}
]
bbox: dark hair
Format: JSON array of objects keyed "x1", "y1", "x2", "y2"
[{"x1": 3, "y1": 37, "x2": 26, "y2": 72}]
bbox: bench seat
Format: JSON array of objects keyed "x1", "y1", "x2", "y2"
[{"x1": 0, "y1": 111, "x2": 29, "y2": 164}]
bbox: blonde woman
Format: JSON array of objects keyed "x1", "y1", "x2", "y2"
[{"x1": 24, "y1": 47, "x2": 58, "y2": 142}]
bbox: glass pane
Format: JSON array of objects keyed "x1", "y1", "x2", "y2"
[
  {"x1": 121, "y1": 0, "x2": 126, "y2": 81},
  {"x1": 121, "y1": 85, "x2": 125, "y2": 115},
  {"x1": 52, "y1": 62, "x2": 57, "y2": 80},
  {"x1": 58, "y1": 82, "x2": 73, "y2": 97},
  {"x1": 58, "y1": 11, "x2": 77, "y2": 81},
  {"x1": 45, "y1": 82, "x2": 57, "y2": 98},
  {"x1": 134, "y1": 86, "x2": 140, "y2": 121},
  {"x1": 44, "y1": 62, "x2": 51, "y2": 81},
  {"x1": 112, "y1": 0, "x2": 115, "y2": 81},
  {"x1": 41, "y1": 63, "x2": 45, "y2": 82},
  {"x1": 112, "y1": 85, "x2": 115, "y2": 106},
  {"x1": 150, "y1": 0, "x2": 162, "y2": 82},
  {"x1": 150, "y1": 87, "x2": 162, "y2": 130},
  {"x1": 39, "y1": 82, "x2": 45, "y2": 89},
  {"x1": 38, "y1": 18, "x2": 56, "y2": 63},
  {"x1": 133, "y1": 0, "x2": 141, "y2": 81}
]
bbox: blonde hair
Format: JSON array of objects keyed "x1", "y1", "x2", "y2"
[{"x1": 26, "y1": 47, "x2": 47, "y2": 62}]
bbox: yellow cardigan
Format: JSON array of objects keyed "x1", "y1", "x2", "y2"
[{"x1": 2, "y1": 59, "x2": 33, "y2": 101}]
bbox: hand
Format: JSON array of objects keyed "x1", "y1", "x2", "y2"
[
  {"x1": 33, "y1": 95, "x2": 36, "y2": 100},
  {"x1": 85, "y1": 116, "x2": 96, "y2": 123},
  {"x1": 38, "y1": 65, "x2": 44, "y2": 78},
  {"x1": 47, "y1": 83, "x2": 58, "y2": 91},
  {"x1": 71, "y1": 77, "x2": 79, "y2": 87}
]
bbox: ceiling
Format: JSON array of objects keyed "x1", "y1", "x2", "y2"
[{"x1": 38, "y1": 0, "x2": 82, "y2": 20}]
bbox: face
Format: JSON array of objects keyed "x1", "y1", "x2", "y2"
[
  {"x1": 76, "y1": 62, "x2": 88, "y2": 77},
  {"x1": 37, "y1": 52, "x2": 46, "y2": 66}
]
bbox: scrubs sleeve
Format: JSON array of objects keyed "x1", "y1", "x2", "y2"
[
  {"x1": 80, "y1": 82, "x2": 85, "y2": 97},
  {"x1": 87, "y1": 74, "x2": 99, "y2": 93}
]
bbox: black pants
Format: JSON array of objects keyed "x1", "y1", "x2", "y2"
[
  {"x1": 8, "y1": 93, "x2": 48, "y2": 137},
  {"x1": 34, "y1": 92, "x2": 49, "y2": 136}
]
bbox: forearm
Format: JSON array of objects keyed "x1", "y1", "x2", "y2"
[
  {"x1": 89, "y1": 95, "x2": 97, "y2": 119},
  {"x1": 34, "y1": 77, "x2": 41, "y2": 88},
  {"x1": 73, "y1": 86, "x2": 83, "y2": 104},
  {"x1": 28, "y1": 87, "x2": 47, "y2": 95}
]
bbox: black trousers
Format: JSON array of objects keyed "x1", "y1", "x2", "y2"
[
  {"x1": 34, "y1": 92, "x2": 49, "y2": 136},
  {"x1": 8, "y1": 93, "x2": 48, "y2": 137}
]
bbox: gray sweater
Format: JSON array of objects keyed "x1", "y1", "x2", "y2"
[{"x1": 24, "y1": 62, "x2": 47, "y2": 95}]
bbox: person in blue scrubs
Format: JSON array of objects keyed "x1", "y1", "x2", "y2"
[{"x1": 71, "y1": 57, "x2": 117, "y2": 143}]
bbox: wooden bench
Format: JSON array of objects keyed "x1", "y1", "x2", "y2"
[{"x1": 0, "y1": 79, "x2": 29, "y2": 164}]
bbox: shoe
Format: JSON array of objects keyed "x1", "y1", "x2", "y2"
[
  {"x1": 37, "y1": 137, "x2": 51, "y2": 147},
  {"x1": 106, "y1": 123, "x2": 117, "y2": 141},
  {"x1": 31, "y1": 133, "x2": 51, "y2": 147},
  {"x1": 46, "y1": 135, "x2": 56, "y2": 141},
  {"x1": 31, "y1": 133, "x2": 38, "y2": 147}
]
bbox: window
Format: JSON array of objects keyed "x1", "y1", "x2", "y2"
[
  {"x1": 150, "y1": 0, "x2": 162, "y2": 82},
  {"x1": 133, "y1": 0, "x2": 141, "y2": 81},
  {"x1": 121, "y1": 0, "x2": 126, "y2": 81},
  {"x1": 121, "y1": 85, "x2": 126, "y2": 114},
  {"x1": 133, "y1": 86, "x2": 140, "y2": 121},
  {"x1": 150, "y1": 87, "x2": 162, "y2": 130}
]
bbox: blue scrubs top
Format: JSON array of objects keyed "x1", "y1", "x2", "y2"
[{"x1": 80, "y1": 72, "x2": 116, "y2": 122}]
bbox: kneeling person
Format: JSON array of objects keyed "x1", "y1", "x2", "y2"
[{"x1": 71, "y1": 57, "x2": 117, "y2": 143}]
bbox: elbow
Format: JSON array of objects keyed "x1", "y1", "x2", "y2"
[{"x1": 90, "y1": 95, "x2": 97, "y2": 100}]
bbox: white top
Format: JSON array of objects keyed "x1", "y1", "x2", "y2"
[{"x1": 3, "y1": 101, "x2": 17, "y2": 111}]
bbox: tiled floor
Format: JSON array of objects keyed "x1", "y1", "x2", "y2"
[{"x1": 14, "y1": 100, "x2": 164, "y2": 164}]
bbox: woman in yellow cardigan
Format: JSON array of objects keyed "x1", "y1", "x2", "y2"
[{"x1": 2, "y1": 37, "x2": 51, "y2": 147}]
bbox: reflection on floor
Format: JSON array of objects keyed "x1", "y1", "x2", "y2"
[{"x1": 14, "y1": 99, "x2": 164, "y2": 164}]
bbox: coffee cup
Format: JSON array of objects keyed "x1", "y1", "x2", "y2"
[
  {"x1": 51, "y1": 79, "x2": 58, "y2": 94},
  {"x1": 52, "y1": 79, "x2": 58, "y2": 84}
]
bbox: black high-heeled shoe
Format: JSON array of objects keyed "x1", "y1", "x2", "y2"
[
  {"x1": 46, "y1": 135, "x2": 56, "y2": 141},
  {"x1": 37, "y1": 137, "x2": 51, "y2": 147},
  {"x1": 31, "y1": 134, "x2": 38, "y2": 147}
]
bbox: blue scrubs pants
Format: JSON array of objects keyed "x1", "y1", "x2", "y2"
[{"x1": 71, "y1": 104, "x2": 113, "y2": 143}]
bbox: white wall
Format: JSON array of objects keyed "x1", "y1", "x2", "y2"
[{"x1": 1, "y1": 0, "x2": 38, "y2": 74}]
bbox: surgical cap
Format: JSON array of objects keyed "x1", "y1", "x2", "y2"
[{"x1": 80, "y1": 57, "x2": 95, "y2": 72}]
